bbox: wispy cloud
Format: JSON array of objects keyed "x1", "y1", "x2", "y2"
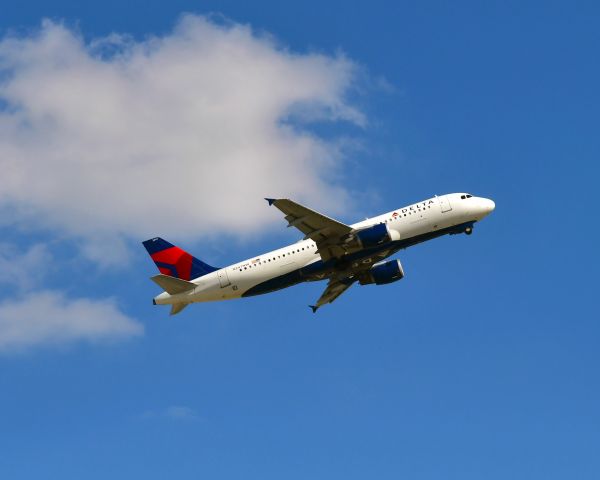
[
  {"x1": 165, "y1": 405, "x2": 199, "y2": 420},
  {"x1": 0, "y1": 15, "x2": 364, "y2": 265},
  {"x1": 141, "y1": 405, "x2": 200, "y2": 421},
  {"x1": 0, "y1": 291, "x2": 143, "y2": 353},
  {"x1": 0, "y1": 243, "x2": 50, "y2": 291}
]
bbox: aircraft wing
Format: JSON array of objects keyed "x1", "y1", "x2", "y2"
[
  {"x1": 265, "y1": 198, "x2": 353, "y2": 261},
  {"x1": 309, "y1": 277, "x2": 356, "y2": 313}
]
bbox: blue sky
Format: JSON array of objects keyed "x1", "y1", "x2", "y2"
[{"x1": 0, "y1": 1, "x2": 599, "y2": 479}]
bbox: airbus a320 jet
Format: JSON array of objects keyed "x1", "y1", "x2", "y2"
[{"x1": 143, "y1": 193, "x2": 495, "y2": 315}]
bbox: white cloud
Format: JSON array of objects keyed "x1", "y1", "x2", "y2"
[
  {"x1": 0, "y1": 15, "x2": 364, "y2": 265},
  {"x1": 0, "y1": 291, "x2": 143, "y2": 352},
  {"x1": 0, "y1": 243, "x2": 49, "y2": 291}
]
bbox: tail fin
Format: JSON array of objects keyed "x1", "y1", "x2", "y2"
[{"x1": 142, "y1": 237, "x2": 219, "y2": 281}]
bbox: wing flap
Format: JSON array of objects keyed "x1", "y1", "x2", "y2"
[
  {"x1": 269, "y1": 198, "x2": 351, "y2": 239},
  {"x1": 267, "y1": 198, "x2": 353, "y2": 260}
]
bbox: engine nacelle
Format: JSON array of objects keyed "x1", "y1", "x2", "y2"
[
  {"x1": 354, "y1": 223, "x2": 400, "y2": 249},
  {"x1": 359, "y1": 259, "x2": 405, "y2": 285}
]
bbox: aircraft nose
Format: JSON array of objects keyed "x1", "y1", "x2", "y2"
[{"x1": 484, "y1": 199, "x2": 495, "y2": 213}]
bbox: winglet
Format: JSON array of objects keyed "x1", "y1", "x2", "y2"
[
  {"x1": 309, "y1": 305, "x2": 319, "y2": 314},
  {"x1": 265, "y1": 198, "x2": 277, "y2": 206}
]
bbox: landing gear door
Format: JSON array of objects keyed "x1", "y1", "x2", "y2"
[
  {"x1": 439, "y1": 195, "x2": 452, "y2": 213},
  {"x1": 217, "y1": 269, "x2": 231, "y2": 288}
]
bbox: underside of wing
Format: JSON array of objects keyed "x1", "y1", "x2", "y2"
[
  {"x1": 266, "y1": 198, "x2": 353, "y2": 261},
  {"x1": 307, "y1": 244, "x2": 402, "y2": 311},
  {"x1": 344, "y1": 246, "x2": 399, "y2": 273},
  {"x1": 309, "y1": 277, "x2": 356, "y2": 313}
]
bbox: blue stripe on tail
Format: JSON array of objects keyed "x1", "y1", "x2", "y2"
[{"x1": 142, "y1": 237, "x2": 219, "y2": 280}]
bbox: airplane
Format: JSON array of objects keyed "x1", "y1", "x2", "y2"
[{"x1": 143, "y1": 193, "x2": 495, "y2": 315}]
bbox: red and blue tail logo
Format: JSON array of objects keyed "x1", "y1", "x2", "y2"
[{"x1": 142, "y1": 237, "x2": 219, "y2": 280}]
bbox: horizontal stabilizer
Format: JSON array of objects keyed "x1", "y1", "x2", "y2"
[
  {"x1": 151, "y1": 274, "x2": 196, "y2": 295},
  {"x1": 170, "y1": 303, "x2": 189, "y2": 316}
]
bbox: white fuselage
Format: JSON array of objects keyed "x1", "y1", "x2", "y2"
[{"x1": 153, "y1": 193, "x2": 495, "y2": 306}]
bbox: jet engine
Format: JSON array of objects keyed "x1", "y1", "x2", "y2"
[
  {"x1": 358, "y1": 259, "x2": 405, "y2": 285},
  {"x1": 351, "y1": 223, "x2": 401, "y2": 249}
]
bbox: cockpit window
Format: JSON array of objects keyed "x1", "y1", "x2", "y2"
[{"x1": 461, "y1": 194, "x2": 473, "y2": 199}]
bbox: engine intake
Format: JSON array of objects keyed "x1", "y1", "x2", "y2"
[
  {"x1": 353, "y1": 223, "x2": 400, "y2": 249},
  {"x1": 359, "y1": 259, "x2": 405, "y2": 285}
]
